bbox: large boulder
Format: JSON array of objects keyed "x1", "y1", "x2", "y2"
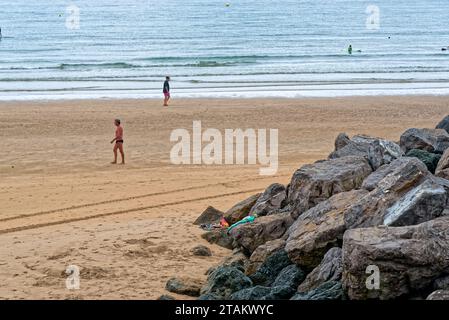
[
  {"x1": 400, "y1": 128, "x2": 449, "y2": 154},
  {"x1": 249, "y1": 249, "x2": 292, "y2": 287},
  {"x1": 249, "y1": 183, "x2": 287, "y2": 217},
  {"x1": 201, "y1": 229, "x2": 235, "y2": 250},
  {"x1": 342, "y1": 216, "x2": 449, "y2": 300},
  {"x1": 435, "y1": 148, "x2": 449, "y2": 180},
  {"x1": 165, "y1": 277, "x2": 202, "y2": 297},
  {"x1": 329, "y1": 134, "x2": 403, "y2": 170},
  {"x1": 285, "y1": 190, "x2": 367, "y2": 270},
  {"x1": 288, "y1": 156, "x2": 372, "y2": 219},
  {"x1": 230, "y1": 212, "x2": 294, "y2": 255},
  {"x1": 344, "y1": 157, "x2": 439, "y2": 229},
  {"x1": 298, "y1": 247, "x2": 343, "y2": 293},
  {"x1": 291, "y1": 281, "x2": 344, "y2": 300},
  {"x1": 246, "y1": 239, "x2": 286, "y2": 276},
  {"x1": 224, "y1": 193, "x2": 261, "y2": 225},
  {"x1": 427, "y1": 290, "x2": 449, "y2": 300},
  {"x1": 406, "y1": 149, "x2": 441, "y2": 173},
  {"x1": 260, "y1": 264, "x2": 306, "y2": 300},
  {"x1": 436, "y1": 115, "x2": 449, "y2": 133},
  {"x1": 194, "y1": 206, "x2": 224, "y2": 225},
  {"x1": 200, "y1": 266, "x2": 253, "y2": 300}
]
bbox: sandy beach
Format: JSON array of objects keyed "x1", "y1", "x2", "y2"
[{"x1": 1, "y1": 96, "x2": 449, "y2": 299}]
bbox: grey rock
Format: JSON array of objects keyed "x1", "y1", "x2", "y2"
[
  {"x1": 288, "y1": 156, "x2": 372, "y2": 219},
  {"x1": 272, "y1": 264, "x2": 305, "y2": 289},
  {"x1": 193, "y1": 206, "x2": 224, "y2": 225},
  {"x1": 200, "y1": 266, "x2": 253, "y2": 300},
  {"x1": 230, "y1": 212, "x2": 294, "y2": 255},
  {"x1": 436, "y1": 115, "x2": 449, "y2": 133},
  {"x1": 400, "y1": 128, "x2": 449, "y2": 154},
  {"x1": 157, "y1": 294, "x2": 176, "y2": 300},
  {"x1": 191, "y1": 245, "x2": 212, "y2": 257},
  {"x1": 298, "y1": 247, "x2": 343, "y2": 293},
  {"x1": 427, "y1": 290, "x2": 449, "y2": 300},
  {"x1": 246, "y1": 239, "x2": 286, "y2": 276},
  {"x1": 285, "y1": 190, "x2": 367, "y2": 270},
  {"x1": 224, "y1": 193, "x2": 261, "y2": 225},
  {"x1": 165, "y1": 277, "x2": 202, "y2": 297},
  {"x1": 435, "y1": 147, "x2": 449, "y2": 180},
  {"x1": 344, "y1": 157, "x2": 435, "y2": 229},
  {"x1": 342, "y1": 216, "x2": 449, "y2": 300},
  {"x1": 329, "y1": 134, "x2": 402, "y2": 170},
  {"x1": 202, "y1": 229, "x2": 235, "y2": 250},
  {"x1": 230, "y1": 286, "x2": 271, "y2": 300},
  {"x1": 249, "y1": 183, "x2": 287, "y2": 217},
  {"x1": 250, "y1": 249, "x2": 292, "y2": 287},
  {"x1": 291, "y1": 281, "x2": 344, "y2": 300},
  {"x1": 433, "y1": 275, "x2": 449, "y2": 290}
]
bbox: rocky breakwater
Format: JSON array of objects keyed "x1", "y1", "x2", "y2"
[{"x1": 168, "y1": 115, "x2": 449, "y2": 300}]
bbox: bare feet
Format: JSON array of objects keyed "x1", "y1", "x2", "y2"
[
  {"x1": 119, "y1": 162, "x2": 125, "y2": 165},
  {"x1": 111, "y1": 161, "x2": 117, "y2": 164}
]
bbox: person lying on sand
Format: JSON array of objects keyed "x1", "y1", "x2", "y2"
[{"x1": 110, "y1": 118, "x2": 125, "y2": 164}]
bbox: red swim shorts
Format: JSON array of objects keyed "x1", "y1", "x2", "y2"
[{"x1": 164, "y1": 91, "x2": 170, "y2": 98}]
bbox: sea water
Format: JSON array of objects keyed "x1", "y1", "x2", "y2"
[{"x1": 1, "y1": 0, "x2": 449, "y2": 100}]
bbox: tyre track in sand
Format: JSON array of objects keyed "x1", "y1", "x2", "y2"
[{"x1": 0, "y1": 174, "x2": 288, "y2": 235}]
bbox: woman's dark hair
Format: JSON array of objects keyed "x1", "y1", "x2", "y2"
[
  {"x1": 166, "y1": 76, "x2": 170, "y2": 80},
  {"x1": 115, "y1": 119, "x2": 121, "y2": 125}
]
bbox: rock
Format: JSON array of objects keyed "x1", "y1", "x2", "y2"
[
  {"x1": 329, "y1": 135, "x2": 377, "y2": 159},
  {"x1": 344, "y1": 157, "x2": 435, "y2": 229},
  {"x1": 285, "y1": 190, "x2": 367, "y2": 269},
  {"x1": 200, "y1": 266, "x2": 253, "y2": 300},
  {"x1": 230, "y1": 212, "x2": 294, "y2": 255},
  {"x1": 250, "y1": 249, "x2": 292, "y2": 286},
  {"x1": 249, "y1": 183, "x2": 287, "y2": 217},
  {"x1": 368, "y1": 139, "x2": 404, "y2": 170},
  {"x1": 361, "y1": 157, "x2": 423, "y2": 191},
  {"x1": 291, "y1": 281, "x2": 344, "y2": 300},
  {"x1": 342, "y1": 216, "x2": 449, "y2": 300},
  {"x1": 334, "y1": 133, "x2": 351, "y2": 150},
  {"x1": 329, "y1": 134, "x2": 402, "y2": 170},
  {"x1": 230, "y1": 286, "x2": 271, "y2": 300},
  {"x1": 288, "y1": 156, "x2": 372, "y2": 219},
  {"x1": 197, "y1": 293, "x2": 221, "y2": 300},
  {"x1": 224, "y1": 193, "x2": 261, "y2": 225},
  {"x1": 436, "y1": 115, "x2": 449, "y2": 133},
  {"x1": 298, "y1": 248, "x2": 342, "y2": 293},
  {"x1": 246, "y1": 239, "x2": 286, "y2": 276},
  {"x1": 435, "y1": 148, "x2": 449, "y2": 179},
  {"x1": 427, "y1": 290, "x2": 449, "y2": 300},
  {"x1": 382, "y1": 178, "x2": 447, "y2": 226},
  {"x1": 221, "y1": 249, "x2": 250, "y2": 271},
  {"x1": 272, "y1": 264, "x2": 305, "y2": 289},
  {"x1": 191, "y1": 245, "x2": 212, "y2": 257},
  {"x1": 400, "y1": 128, "x2": 449, "y2": 154},
  {"x1": 433, "y1": 275, "x2": 449, "y2": 290},
  {"x1": 263, "y1": 285, "x2": 296, "y2": 300},
  {"x1": 201, "y1": 229, "x2": 235, "y2": 250},
  {"x1": 165, "y1": 277, "x2": 202, "y2": 297},
  {"x1": 193, "y1": 206, "x2": 224, "y2": 225},
  {"x1": 157, "y1": 294, "x2": 176, "y2": 300},
  {"x1": 406, "y1": 149, "x2": 441, "y2": 173}
]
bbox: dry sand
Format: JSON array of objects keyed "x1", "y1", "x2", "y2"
[{"x1": 1, "y1": 96, "x2": 449, "y2": 299}]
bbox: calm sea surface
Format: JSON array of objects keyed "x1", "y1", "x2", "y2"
[{"x1": 1, "y1": 0, "x2": 449, "y2": 100}]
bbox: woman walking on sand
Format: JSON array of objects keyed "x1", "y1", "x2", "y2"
[
  {"x1": 163, "y1": 76, "x2": 170, "y2": 106},
  {"x1": 111, "y1": 119, "x2": 125, "y2": 164}
]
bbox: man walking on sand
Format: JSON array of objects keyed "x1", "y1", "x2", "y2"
[
  {"x1": 111, "y1": 119, "x2": 125, "y2": 164},
  {"x1": 163, "y1": 76, "x2": 170, "y2": 106}
]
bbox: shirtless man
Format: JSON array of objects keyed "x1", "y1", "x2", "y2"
[{"x1": 110, "y1": 119, "x2": 125, "y2": 164}]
